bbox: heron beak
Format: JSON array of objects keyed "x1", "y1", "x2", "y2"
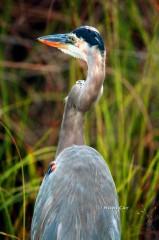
[
  {"x1": 37, "y1": 33, "x2": 84, "y2": 60},
  {"x1": 37, "y1": 34, "x2": 69, "y2": 49}
]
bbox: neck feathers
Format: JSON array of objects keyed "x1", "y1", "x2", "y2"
[
  {"x1": 78, "y1": 49, "x2": 105, "y2": 111},
  {"x1": 56, "y1": 100, "x2": 84, "y2": 157},
  {"x1": 56, "y1": 49, "x2": 105, "y2": 157}
]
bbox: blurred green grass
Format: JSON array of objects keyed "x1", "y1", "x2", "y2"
[{"x1": 0, "y1": 0, "x2": 159, "y2": 239}]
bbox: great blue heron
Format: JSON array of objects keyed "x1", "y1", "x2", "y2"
[{"x1": 31, "y1": 26, "x2": 120, "y2": 240}]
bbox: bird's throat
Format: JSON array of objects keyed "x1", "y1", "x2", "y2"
[{"x1": 55, "y1": 50, "x2": 105, "y2": 157}]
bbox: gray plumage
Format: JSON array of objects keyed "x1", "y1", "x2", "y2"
[{"x1": 31, "y1": 146, "x2": 120, "y2": 240}]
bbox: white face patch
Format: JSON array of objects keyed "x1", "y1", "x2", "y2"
[
  {"x1": 59, "y1": 40, "x2": 89, "y2": 63},
  {"x1": 60, "y1": 44, "x2": 85, "y2": 61}
]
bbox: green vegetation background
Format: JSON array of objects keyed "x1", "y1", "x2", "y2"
[{"x1": 0, "y1": 0, "x2": 159, "y2": 239}]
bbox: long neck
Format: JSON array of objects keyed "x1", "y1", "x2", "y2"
[
  {"x1": 78, "y1": 50, "x2": 106, "y2": 111},
  {"x1": 55, "y1": 50, "x2": 105, "y2": 157},
  {"x1": 55, "y1": 100, "x2": 84, "y2": 157}
]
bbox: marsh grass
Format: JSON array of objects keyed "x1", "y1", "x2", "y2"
[{"x1": 0, "y1": 1, "x2": 159, "y2": 239}]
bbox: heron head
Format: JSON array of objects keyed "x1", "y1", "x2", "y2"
[{"x1": 37, "y1": 26, "x2": 105, "y2": 63}]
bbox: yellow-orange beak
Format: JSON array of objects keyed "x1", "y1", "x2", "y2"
[
  {"x1": 37, "y1": 34, "x2": 69, "y2": 49},
  {"x1": 37, "y1": 33, "x2": 83, "y2": 60}
]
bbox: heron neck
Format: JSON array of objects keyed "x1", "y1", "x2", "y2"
[
  {"x1": 87, "y1": 51, "x2": 105, "y2": 80},
  {"x1": 55, "y1": 50, "x2": 105, "y2": 157},
  {"x1": 55, "y1": 100, "x2": 84, "y2": 157},
  {"x1": 78, "y1": 51, "x2": 106, "y2": 111}
]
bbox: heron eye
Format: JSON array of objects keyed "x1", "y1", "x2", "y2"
[{"x1": 69, "y1": 36, "x2": 76, "y2": 43}]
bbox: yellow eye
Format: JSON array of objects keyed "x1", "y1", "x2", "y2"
[{"x1": 69, "y1": 36, "x2": 75, "y2": 43}]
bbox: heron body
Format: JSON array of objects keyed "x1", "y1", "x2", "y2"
[{"x1": 31, "y1": 26, "x2": 120, "y2": 240}]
